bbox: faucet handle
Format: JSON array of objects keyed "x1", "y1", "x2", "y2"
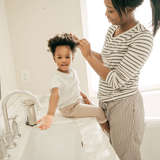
[
  {"x1": 8, "y1": 115, "x2": 18, "y2": 121},
  {"x1": 11, "y1": 116, "x2": 21, "y2": 139},
  {"x1": 23, "y1": 100, "x2": 37, "y2": 126},
  {"x1": 3, "y1": 132, "x2": 16, "y2": 149},
  {"x1": 23, "y1": 99, "x2": 35, "y2": 106},
  {"x1": 8, "y1": 115, "x2": 21, "y2": 139}
]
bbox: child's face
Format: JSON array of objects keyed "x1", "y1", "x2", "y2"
[{"x1": 54, "y1": 45, "x2": 73, "y2": 73}]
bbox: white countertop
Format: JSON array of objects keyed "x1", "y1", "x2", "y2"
[{"x1": 6, "y1": 112, "x2": 120, "y2": 160}]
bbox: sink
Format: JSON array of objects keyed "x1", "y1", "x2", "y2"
[
  {"x1": 1, "y1": 95, "x2": 119, "y2": 160},
  {"x1": 19, "y1": 122, "x2": 87, "y2": 160},
  {"x1": 5, "y1": 115, "x2": 120, "y2": 160}
]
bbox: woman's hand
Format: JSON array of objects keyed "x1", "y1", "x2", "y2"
[
  {"x1": 37, "y1": 115, "x2": 53, "y2": 130},
  {"x1": 78, "y1": 39, "x2": 92, "y2": 59},
  {"x1": 71, "y1": 34, "x2": 92, "y2": 59}
]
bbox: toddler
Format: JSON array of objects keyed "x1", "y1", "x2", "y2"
[{"x1": 37, "y1": 33, "x2": 109, "y2": 133}]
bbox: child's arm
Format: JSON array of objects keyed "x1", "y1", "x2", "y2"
[
  {"x1": 37, "y1": 88, "x2": 59, "y2": 130},
  {"x1": 47, "y1": 88, "x2": 59, "y2": 115},
  {"x1": 80, "y1": 91, "x2": 92, "y2": 105}
]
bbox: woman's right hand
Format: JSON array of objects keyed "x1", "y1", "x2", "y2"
[
  {"x1": 37, "y1": 114, "x2": 53, "y2": 130},
  {"x1": 71, "y1": 34, "x2": 92, "y2": 59}
]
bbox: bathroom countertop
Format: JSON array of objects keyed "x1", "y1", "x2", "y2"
[
  {"x1": 4, "y1": 97, "x2": 120, "y2": 160},
  {"x1": 7, "y1": 125, "x2": 32, "y2": 160},
  {"x1": 8, "y1": 120, "x2": 87, "y2": 160},
  {"x1": 7, "y1": 113, "x2": 120, "y2": 160}
]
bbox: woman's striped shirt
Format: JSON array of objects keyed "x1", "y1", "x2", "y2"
[{"x1": 98, "y1": 23, "x2": 153, "y2": 102}]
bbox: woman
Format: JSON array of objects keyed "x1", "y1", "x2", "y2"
[{"x1": 75, "y1": 0, "x2": 160, "y2": 160}]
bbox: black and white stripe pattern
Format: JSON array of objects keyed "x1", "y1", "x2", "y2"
[{"x1": 98, "y1": 23, "x2": 153, "y2": 102}]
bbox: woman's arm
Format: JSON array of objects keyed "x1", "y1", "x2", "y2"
[
  {"x1": 91, "y1": 51, "x2": 103, "y2": 63},
  {"x1": 86, "y1": 54, "x2": 110, "y2": 80},
  {"x1": 78, "y1": 33, "x2": 153, "y2": 89},
  {"x1": 78, "y1": 39, "x2": 110, "y2": 80}
]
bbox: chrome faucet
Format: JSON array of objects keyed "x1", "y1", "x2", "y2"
[
  {"x1": 1, "y1": 90, "x2": 41, "y2": 148},
  {"x1": 23, "y1": 99, "x2": 37, "y2": 126}
]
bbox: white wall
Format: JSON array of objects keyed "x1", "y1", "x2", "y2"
[
  {"x1": 5, "y1": 0, "x2": 89, "y2": 96},
  {"x1": 0, "y1": 0, "x2": 17, "y2": 97},
  {"x1": 142, "y1": 91, "x2": 160, "y2": 118}
]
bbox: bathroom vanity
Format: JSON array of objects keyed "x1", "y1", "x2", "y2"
[{"x1": 0, "y1": 90, "x2": 120, "y2": 160}]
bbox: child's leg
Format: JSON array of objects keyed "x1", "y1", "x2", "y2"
[{"x1": 61, "y1": 103, "x2": 109, "y2": 132}]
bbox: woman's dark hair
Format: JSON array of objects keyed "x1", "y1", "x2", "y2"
[
  {"x1": 111, "y1": 0, "x2": 160, "y2": 36},
  {"x1": 48, "y1": 33, "x2": 78, "y2": 56},
  {"x1": 150, "y1": 0, "x2": 160, "y2": 35}
]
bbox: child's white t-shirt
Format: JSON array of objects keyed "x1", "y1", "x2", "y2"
[{"x1": 50, "y1": 68, "x2": 81, "y2": 108}]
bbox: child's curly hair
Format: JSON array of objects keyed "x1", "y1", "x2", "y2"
[{"x1": 48, "y1": 33, "x2": 78, "y2": 56}]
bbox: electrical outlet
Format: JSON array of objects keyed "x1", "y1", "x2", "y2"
[{"x1": 21, "y1": 70, "x2": 30, "y2": 81}]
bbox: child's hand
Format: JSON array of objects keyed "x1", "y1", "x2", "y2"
[
  {"x1": 80, "y1": 91, "x2": 92, "y2": 104},
  {"x1": 37, "y1": 115, "x2": 53, "y2": 130},
  {"x1": 83, "y1": 96, "x2": 92, "y2": 105}
]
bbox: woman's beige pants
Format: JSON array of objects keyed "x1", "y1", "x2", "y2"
[{"x1": 99, "y1": 91, "x2": 145, "y2": 160}]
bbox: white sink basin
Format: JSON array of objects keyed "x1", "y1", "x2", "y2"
[
  {"x1": 1, "y1": 93, "x2": 120, "y2": 160},
  {"x1": 19, "y1": 122, "x2": 87, "y2": 160},
  {"x1": 4, "y1": 104, "x2": 119, "y2": 160},
  {"x1": 7, "y1": 116, "x2": 119, "y2": 160}
]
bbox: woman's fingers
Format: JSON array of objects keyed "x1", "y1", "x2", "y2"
[
  {"x1": 72, "y1": 34, "x2": 79, "y2": 41},
  {"x1": 79, "y1": 39, "x2": 90, "y2": 49},
  {"x1": 81, "y1": 39, "x2": 89, "y2": 44},
  {"x1": 70, "y1": 33, "x2": 80, "y2": 44},
  {"x1": 70, "y1": 34, "x2": 89, "y2": 47},
  {"x1": 70, "y1": 35, "x2": 92, "y2": 58}
]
